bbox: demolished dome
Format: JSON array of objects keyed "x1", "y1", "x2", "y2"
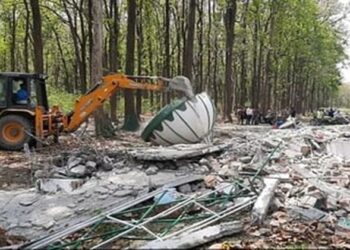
[{"x1": 141, "y1": 92, "x2": 216, "y2": 145}]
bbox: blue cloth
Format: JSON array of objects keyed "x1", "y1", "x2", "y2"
[
  {"x1": 276, "y1": 120, "x2": 284, "y2": 127},
  {"x1": 16, "y1": 89, "x2": 28, "y2": 102}
]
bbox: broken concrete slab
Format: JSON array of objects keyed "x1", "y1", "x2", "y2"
[
  {"x1": 251, "y1": 177, "x2": 279, "y2": 225},
  {"x1": 239, "y1": 156, "x2": 253, "y2": 164},
  {"x1": 140, "y1": 221, "x2": 243, "y2": 249},
  {"x1": 145, "y1": 166, "x2": 159, "y2": 175},
  {"x1": 298, "y1": 195, "x2": 317, "y2": 207},
  {"x1": 18, "y1": 194, "x2": 39, "y2": 207},
  {"x1": 67, "y1": 157, "x2": 83, "y2": 169},
  {"x1": 327, "y1": 139, "x2": 350, "y2": 161},
  {"x1": 23, "y1": 175, "x2": 204, "y2": 249},
  {"x1": 112, "y1": 190, "x2": 135, "y2": 197},
  {"x1": 67, "y1": 164, "x2": 89, "y2": 178},
  {"x1": 288, "y1": 205, "x2": 331, "y2": 221},
  {"x1": 292, "y1": 164, "x2": 350, "y2": 201},
  {"x1": 129, "y1": 143, "x2": 231, "y2": 161},
  {"x1": 36, "y1": 178, "x2": 86, "y2": 194},
  {"x1": 46, "y1": 206, "x2": 74, "y2": 221}
]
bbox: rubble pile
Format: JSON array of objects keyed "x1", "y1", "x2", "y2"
[{"x1": 1, "y1": 124, "x2": 350, "y2": 248}]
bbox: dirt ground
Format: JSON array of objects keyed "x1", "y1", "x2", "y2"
[
  {"x1": 0, "y1": 150, "x2": 32, "y2": 190},
  {"x1": 0, "y1": 130, "x2": 144, "y2": 190},
  {"x1": 0, "y1": 227, "x2": 26, "y2": 247},
  {"x1": 0, "y1": 167, "x2": 31, "y2": 190}
]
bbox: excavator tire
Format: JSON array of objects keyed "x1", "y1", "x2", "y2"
[{"x1": 0, "y1": 115, "x2": 33, "y2": 151}]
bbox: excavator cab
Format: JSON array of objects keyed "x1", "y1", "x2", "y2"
[{"x1": 0, "y1": 72, "x2": 48, "y2": 150}]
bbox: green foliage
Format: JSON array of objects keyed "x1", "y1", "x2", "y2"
[
  {"x1": 47, "y1": 86, "x2": 78, "y2": 113},
  {"x1": 0, "y1": 0, "x2": 347, "y2": 116}
]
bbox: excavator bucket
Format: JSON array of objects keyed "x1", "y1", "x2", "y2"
[{"x1": 167, "y1": 76, "x2": 194, "y2": 99}]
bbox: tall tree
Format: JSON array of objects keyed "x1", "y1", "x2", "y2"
[
  {"x1": 182, "y1": 0, "x2": 196, "y2": 80},
  {"x1": 223, "y1": 0, "x2": 237, "y2": 122},
  {"x1": 10, "y1": 4, "x2": 17, "y2": 71},
  {"x1": 163, "y1": 0, "x2": 171, "y2": 104},
  {"x1": 123, "y1": 0, "x2": 139, "y2": 131},
  {"x1": 91, "y1": 0, "x2": 114, "y2": 136},
  {"x1": 29, "y1": 0, "x2": 44, "y2": 73},
  {"x1": 136, "y1": 0, "x2": 144, "y2": 117},
  {"x1": 23, "y1": 0, "x2": 30, "y2": 72},
  {"x1": 239, "y1": 0, "x2": 249, "y2": 107},
  {"x1": 108, "y1": 0, "x2": 119, "y2": 122}
]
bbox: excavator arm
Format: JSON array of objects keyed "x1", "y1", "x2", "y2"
[{"x1": 63, "y1": 74, "x2": 176, "y2": 132}]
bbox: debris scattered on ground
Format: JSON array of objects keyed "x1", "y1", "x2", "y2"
[
  {"x1": 141, "y1": 221, "x2": 243, "y2": 249},
  {"x1": 1, "y1": 123, "x2": 350, "y2": 248}
]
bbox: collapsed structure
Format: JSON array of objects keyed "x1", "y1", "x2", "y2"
[{"x1": 1, "y1": 123, "x2": 350, "y2": 248}]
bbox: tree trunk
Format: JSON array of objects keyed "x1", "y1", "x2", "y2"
[
  {"x1": 53, "y1": 29, "x2": 71, "y2": 92},
  {"x1": 163, "y1": 0, "x2": 171, "y2": 103},
  {"x1": 109, "y1": 0, "x2": 119, "y2": 122},
  {"x1": 239, "y1": 0, "x2": 249, "y2": 107},
  {"x1": 91, "y1": 0, "x2": 114, "y2": 137},
  {"x1": 182, "y1": 0, "x2": 196, "y2": 80},
  {"x1": 123, "y1": 0, "x2": 139, "y2": 131},
  {"x1": 197, "y1": 0, "x2": 204, "y2": 92},
  {"x1": 206, "y1": 0, "x2": 212, "y2": 94},
  {"x1": 136, "y1": 0, "x2": 144, "y2": 117},
  {"x1": 23, "y1": 0, "x2": 30, "y2": 72},
  {"x1": 148, "y1": 36, "x2": 154, "y2": 109},
  {"x1": 223, "y1": 0, "x2": 237, "y2": 122},
  {"x1": 62, "y1": 0, "x2": 84, "y2": 93},
  {"x1": 79, "y1": 2, "x2": 87, "y2": 93},
  {"x1": 10, "y1": 4, "x2": 17, "y2": 72},
  {"x1": 30, "y1": 0, "x2": 44, "y2": 73},
  {"x1": 251, "y1": 16, "x2": 258, "y2": 109},
  {"x1": 213, "y1": 34, "x2": 219, "y2": 109}
]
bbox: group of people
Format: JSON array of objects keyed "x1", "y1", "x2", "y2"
[
  {"x1": 236, "y1": 107, "x2": 260, "y2": 125},
  {"x1": 316, "y1": 108, "x2": 341, "y2": 119},
  {"x1": 236, "y1": 106, "x2": 296, "y2": 126}
]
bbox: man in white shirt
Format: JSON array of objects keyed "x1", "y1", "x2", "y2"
[{"x1": 246, "y1": 107, "x2": 253, "y2": 125}]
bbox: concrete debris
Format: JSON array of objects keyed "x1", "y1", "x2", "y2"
[
  {"x1": 36, "y1": 178, "x2": 86, "y2": 194},
  {"x1": 18, "y1": 194, "x2": 39, "y2": 207},
  {"x1": 129, "y1": 143, "x2": 230, "y2": 161},
  {"x1": 278, "y1": 118, "x2": 296, "y2": 129},
  {"x1": 327, "y1": 139, "x2": 350, "y2": 161},
  {"x1": 288, "y1": 206, "x2": 331, "y2": 221},
  {"x1": 141, "y1": 221, "x2": 243, "y2": 249},
  {"x1": 2, "y1": 124, "x2": 350, "y2": 248},
  {"x1": 293, "y1": 164, "x2": 350, "y2": 201},
  {"x1": 239, "y1": 156, "x2": 253, "y2": 164},
  {"x1": 215, "y1": 182, "x2": 236, "y2": 195},
  {"x1": 251, "y1": 177, "x2": 280, "y2": 225},
  {"x1": 145, "y1": 166, "x2": 159, "y2": 175},
  {"x1": 67, "y1": 165, "x2": 89, "y2": 178},
  {"x1": 177, "y1": 183, "x2": 192, "y2": 194}
]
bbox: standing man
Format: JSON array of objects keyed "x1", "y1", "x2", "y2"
[
  {"x1": 246, "y1": 106, "x2": 253, "y2": 125},
  {"x1": 290, "y1": 107, "x2": 296, "y2": 118},
  {"x1": 237, "y1": 106, "x2": 246, "y2": 125}
]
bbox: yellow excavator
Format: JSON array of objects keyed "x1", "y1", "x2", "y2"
[{"x1": 0, "y1": 72, "x2": 193, "y2": 150}]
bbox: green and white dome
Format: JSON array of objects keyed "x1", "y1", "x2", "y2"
[{"x1": 142, "y1": 92, "x2": 216, "y2": 145}]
